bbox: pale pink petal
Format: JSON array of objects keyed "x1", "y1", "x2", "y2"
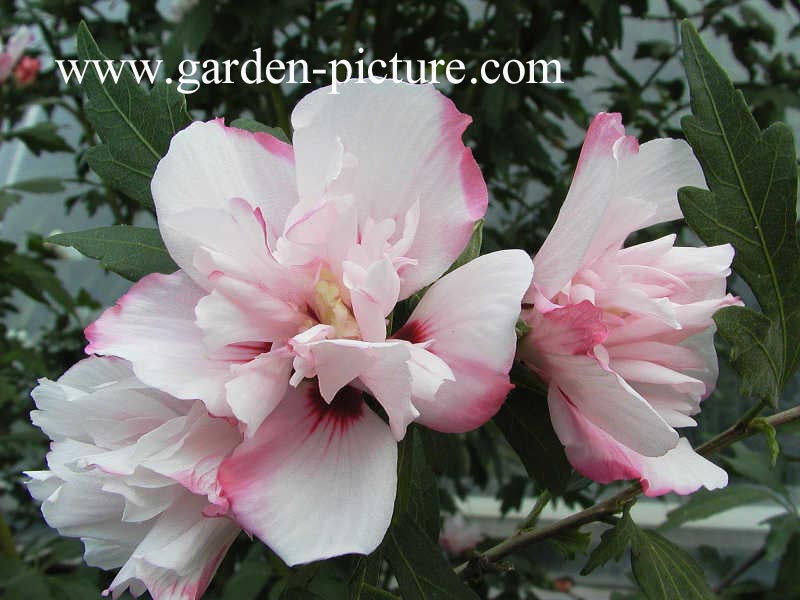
[
  {"x1": 545, "y1": 354, "x2": 678, "y2": 457},
  {"x1": 106, "y1": 494, "x2": 240, "y2": 600},
  {"x1": 343, "y1": 257, "x2": 401, "y2": 342},
  {"x1": 85, "y1": 272, "x2": 249, "y2": 418},
  {"x1": 290, "y1": 80, "x2": 487, "y2": 298},
  {"x1": 218, "y1": 384, "x2": 397, "y2": 566},
  {"x1": 639, "y1": 438, "x2": 728, "y2": 497},
  {"x1": 225, "y1": 350, "x2": 293, "y2": 437},
  {"x1": 548, "y1": 387, "x2": 727, "y2": 496},
  {"x1": 194, "y1": 286, "x2": 304, "y2": 350},
  {"x1": 394, "y1": 250, "x2": 533, "y2": 432},
  {"x1": 533, "y1": 113, "x2": 634, "y2": 297},
  {"x1": 152, "y1": 120, "x2": 297, "y2": 285},
  {"x1": 547, "y1": 385, "x2": 641, "y2": 484}
]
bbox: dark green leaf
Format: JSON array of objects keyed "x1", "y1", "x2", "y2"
[
  {"x1": 394, "y1": 426, "x2": 439, "y2": 540},
  {"x1": 4, "y1": 178, "x2": 66, "y2": 194},
  {"x1": 550, "y1": 527, "x2": 591, "y2": 560},
  {"x1": 713, "y1": 306, "x2": 781, "y2": 405},
  {"x1": 493, "y1": 386, "x2": 572, "y2": 495},
  {"x1": 4, "y1": 254, "x2": 75, "y2": 313},
  {"x1": 661, "y1": 484, "x2": 779, "y2": 530},
  {"x1": 384, "y1": 514, "x2": 479, "y2": 600},
  {"x1": 230, "y1": 118, "x2": 290, "y2": 143},
  {"x1": 774, "y1": 532, "x2": 800, "y2": 594},
  {"x1": 7, "y1": 122, "x2": 73, "y2": 155},
  {"x1": 77, "y1": 21, "x2": 192, "y2": 209},
  {"x1": 0, "y1": 190, "x2": 21, "y2": 220},
  {"x1": 679, "y1": 21, "x2": 800, "y2": 405},
  {"x1": 48, "y1": 226, "x2": 177, "y2": 281},
  {"x1": 582, "y1": 507, "x2": 638, "y2": 575},
  {"x1": 764, "y1": 513, "x2": 800, "y2": 561},
  {"x1": 631, "y1": 529, "x2": 714, "y2": 600}
]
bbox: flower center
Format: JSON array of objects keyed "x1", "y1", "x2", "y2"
[{"x1": 309, "y1": 268, "x2": 360, "y2": 339}]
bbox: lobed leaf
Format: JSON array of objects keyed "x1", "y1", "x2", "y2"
[
  {"x1": 631, "y1": 529, "x2": 715, "y2": 600},
  {"x1": 77, "y1": 21, "x2": 192, "y2": 209},
  {"x1": 679, "y1": 21, "x2": 800, "y2": 406}
]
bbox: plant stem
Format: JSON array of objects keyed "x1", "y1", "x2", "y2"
[
  {"x1": 456, "y1": 404, "x2": 800, "y2": 578},
  {"x1": 517, "y1": 490, "x2": 552, "y2": 531},
  {"x1": 713, "y1": 546, "x2": 767, "y2": 593}
]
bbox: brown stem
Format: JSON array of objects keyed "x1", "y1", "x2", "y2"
[
  {"x1": 456, "y1": 403, "x2": 800, "y2": 578},
  {"x1": 713, "y1": 546, "x2": 767, "y2": 593}
]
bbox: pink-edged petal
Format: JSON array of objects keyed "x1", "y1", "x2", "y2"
[
  {"x1": 106, "y1": 494, "x2": 240, "y2": 600},
  {"x1": 615, "y1": 138, "x2": 706, "y2": 229},
  {"x1": 395, "y1": 250, "x2": 533, "y2": 432},
  {"x1": 290, "y1": 80, "x2": 487, "y2": 298},
  {"x1": 152, "y1": 120, "x2": 297, "y2": 285},
  {"x1": 218, "y1": 384, "x2": 397, "y2": 566},
  {"x1": 548, "y1": 387, "x2": 727, "y2": 495},
  {"x1": 545, "y1": 353, "x2": 678, "y2": 456},
  {"x1": 85, "y1": 271, "x2": 248, "y2": 418},
  {"x1": 639, "y1": 438, "x2": 728, "y2": 497},
  {"x1": 533, "y1": 113, "x2": 634, "y2": 297},
  {"x1": 548, "y1": 385, "x2": 641, "y2": 484},
  {"x1": 225, "y1": 350, "x2": 293, "y2": 437}
]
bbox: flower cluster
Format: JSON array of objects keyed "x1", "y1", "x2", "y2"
[{"x1": 26, "y1": 82, "x2": 734, "y2": 600}]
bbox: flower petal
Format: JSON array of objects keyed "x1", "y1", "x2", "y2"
[
  {"x1": 290, "y1": 80, "x2": 487, "y2": 298},
  {"x1": 85, "y1": 272, "x2": 249, "y2": 418},
  {"x1": 218, "y1": 384, "x2": 397, "y2": 566},
  {"x1": 548, "y1": 386, "x2": 726, "y2": 495},
  {"x1": 152, "y1": 120, "x2": 297, "y2": 286},
  {"x1": 106, "y1": 494, "x2": 240, "y2": 600},
  {"x1": 395, "y1": 250, "x2": 533, "y2": 432}
]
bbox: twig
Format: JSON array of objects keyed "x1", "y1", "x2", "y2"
[
  {"x1": 713, "y1": 546, "x2": 767, "y2": 593},
  {"x1": 456, "y1": 402, "x2": 800, "y2": 578}
]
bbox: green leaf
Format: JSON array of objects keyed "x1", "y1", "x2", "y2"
[
  {"x1": 219, "y1": 546, "x2": 272, "y2": 600},
  {"x1": 384, "y1": 514, "x2": 480, "y2": 600},
  {"x1": 4, "y1": 178, "x2": 66, "y2": 194},
  {"x1": 6, "y1": 122, "x2": 73, "y2": 155},
  {"x1": 582, "y1": 507, "x2": 638, "y2": 575},
  {"x1": 4, "y1": 253, "x2": 75, "y2": 313},
  {"x1": 661, "y1": 484, "x2": 780, "y2": 530},
  {"x1": 0, "y1": 190, "x2": 21, "y2": 220},
  {"x1": 394, "y1": 426, "x2": 439, "y2": 540},
  {"x1": 678, "y1": 21, "x2": 800, "y2": 405},
  {"x1": 348, "y1": 554, "x2": 395, "y2": 600},
  {"x1": 630, "y1": 529, "x2": 714, "y2": 600},
  {"x1": 764, "y1": 514, "x2": 800, "y2": 561},
  {"x1": 230, "y1": 118, "x2": 290, "y2": 143},
  {"x1": 713, "y1": 306, "x2": 781, "y2": 404},
  {"x1": 48, "y1": 226, "x2": 177, "y2": 281},
  {"x1": 77, "y1": 21, "x2": 192, "y2": 209},
  {"x1": 774, "y1": 532, "x2": 800, "y2": 594},
  {"x1": 493, "y1": 386, "x2": 572, "y2": 495},
  {"x1": 550, "y1": 527, "x2": 591, "y2": 560}
]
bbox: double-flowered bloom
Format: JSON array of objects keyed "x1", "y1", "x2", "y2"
[
  {"x1": 27, "y1": 80, "x2": 533, "y2": 598},
  {"x1": 519, "y1": 113, "x2": 738, "y2": 496}
]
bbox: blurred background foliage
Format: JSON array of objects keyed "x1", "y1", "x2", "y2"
[{"x1": 0, "y1": 0, "x2": 799, "y2": 598}]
